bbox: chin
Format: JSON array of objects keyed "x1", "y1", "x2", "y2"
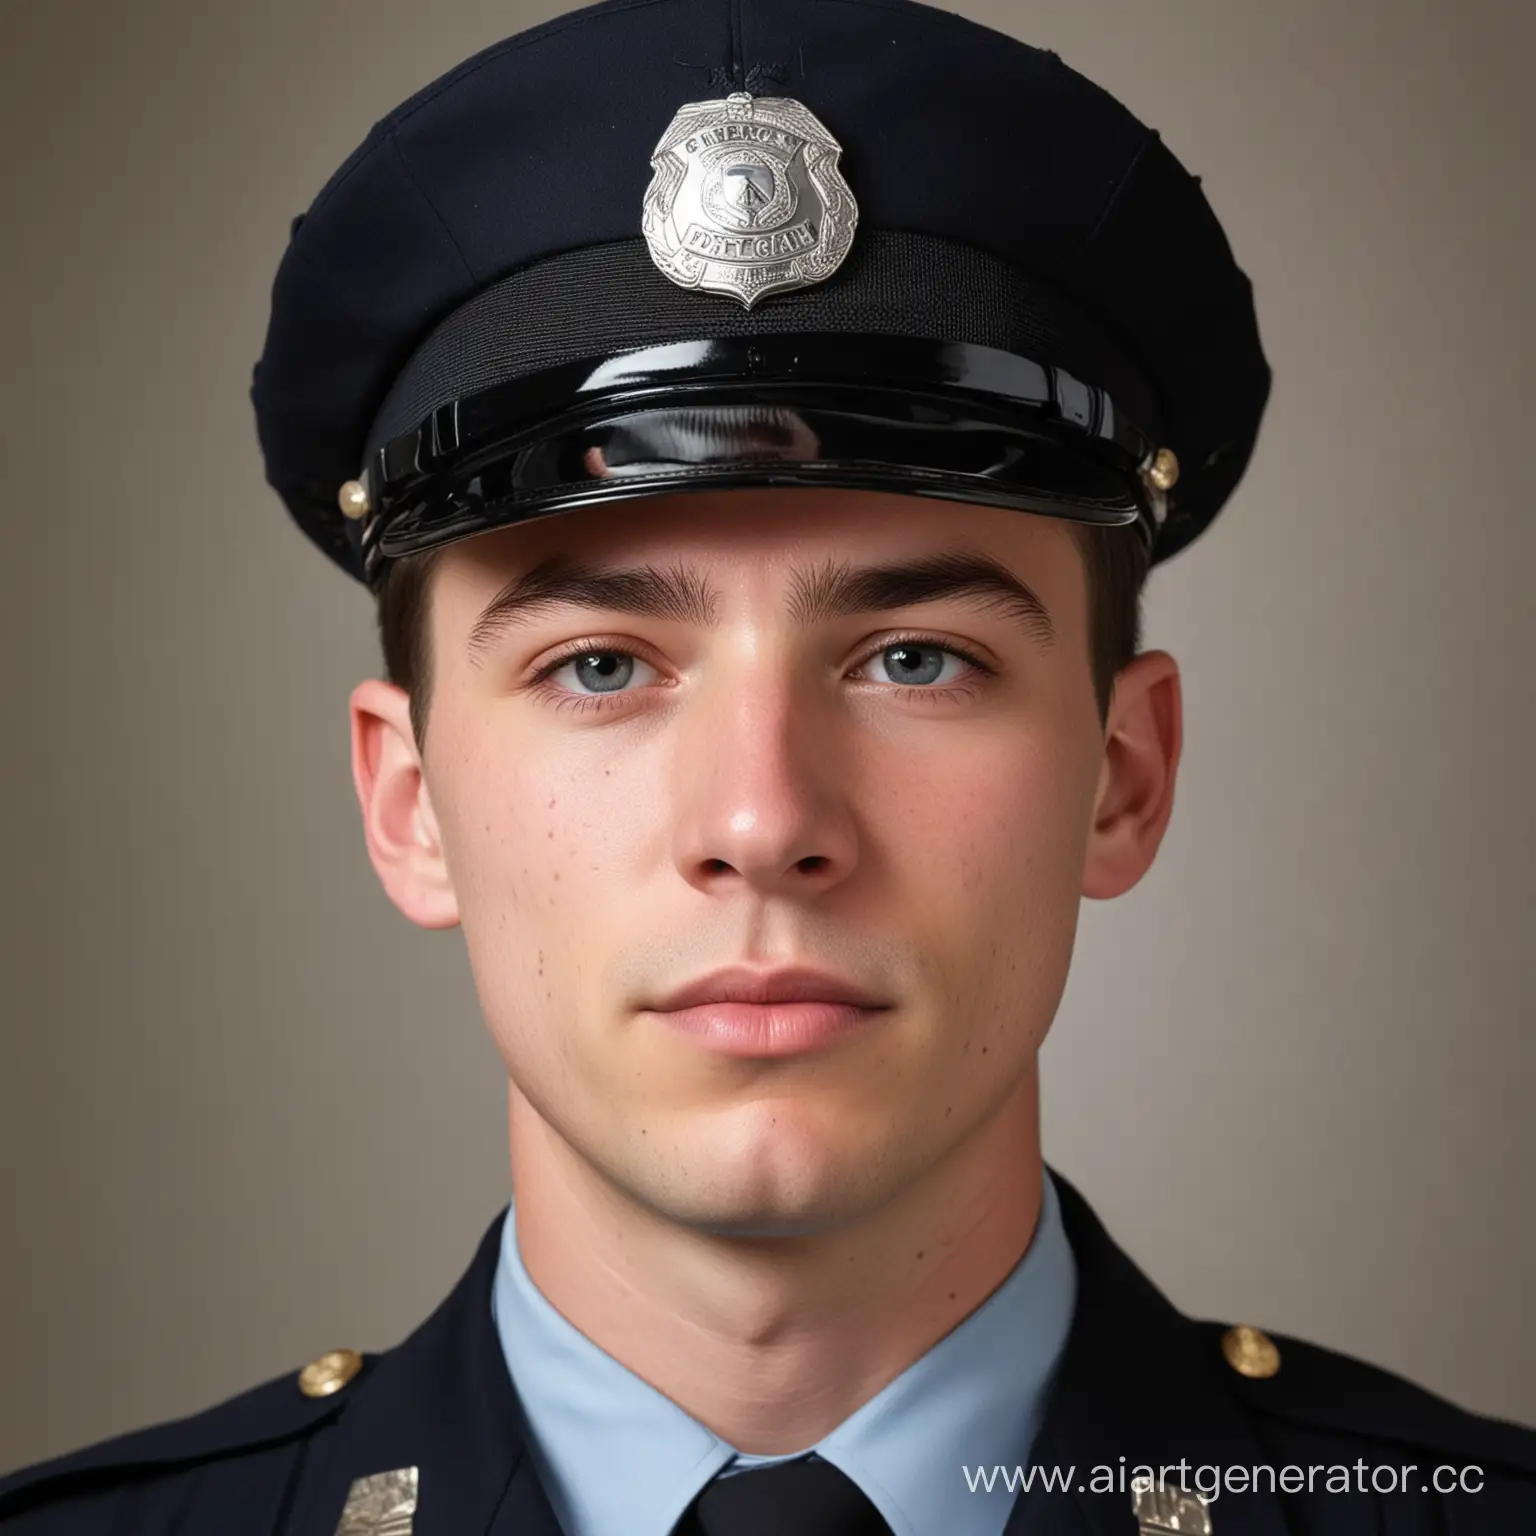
[
  {"x1": 623, "y1": 1112, "x2": 920, "y2": 1239},
  {"x1": 672, "y1": 1181, "x2": 878, "y2": 1240},
  {"x1": 693, "y1": 1213, "x2": 848, "y2": 1239}
]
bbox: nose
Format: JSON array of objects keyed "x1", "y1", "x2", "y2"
[{"x1": 670, "y1": 662, "x2": 861, "y2": 900}]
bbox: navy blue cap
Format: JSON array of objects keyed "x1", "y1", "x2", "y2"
[{"x1": 251, "y1": 0, "x2": 1270, "y2": 583}]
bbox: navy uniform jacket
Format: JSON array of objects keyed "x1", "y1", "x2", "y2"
[{"x1": 3, "y1": 1172, "x2": 1534, "y2": 1534}]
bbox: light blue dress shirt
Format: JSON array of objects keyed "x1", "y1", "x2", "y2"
[{"x1": 492, "y1": 1168, "x2": 1075, "y2": 1536}]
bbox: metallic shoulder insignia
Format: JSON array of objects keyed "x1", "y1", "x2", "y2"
[
  {"x1": 1133, "y1": 1477, "x2": 1213, "y2": 1535},
  {"x1": 641, "y1": 91, "x2": 859, "y2": 308},
  {"x1": 334, "y1": 1467, "x2": 419, "y2": 1536},
  {"x1": 297, "y1": 1347, "x2": 365, "y2": 1398}
]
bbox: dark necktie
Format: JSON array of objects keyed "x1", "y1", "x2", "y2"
[{"x1": 672, "y1": 1455, "x2": 894, "y2": 1535}]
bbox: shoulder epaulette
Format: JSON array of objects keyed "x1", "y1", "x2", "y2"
[
  {"x1": 0, "y1": 1349, "x2": 374, "y2": 1519},
  {"x1": 1197, "y1": 1319, "x2": 1536, "y2": 1479}
]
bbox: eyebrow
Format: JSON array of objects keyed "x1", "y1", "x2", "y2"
[{"x1": 465, "y1": 548, "x2": 1057, "y2": 659}]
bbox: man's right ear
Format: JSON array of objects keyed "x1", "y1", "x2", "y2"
[{"x1": 348, "y1": 678, "x2": 461, "y2": 930}]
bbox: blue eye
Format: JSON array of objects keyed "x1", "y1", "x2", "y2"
[
  {"x1": 555, "y1": 651, "x2": 644, "y2": 694},
  {"x1": 529, "y1": 633, "x2": 993, "y2": 714},
  {"x1": 865, "y1": 641, "x2": 966, "y2": 688}
]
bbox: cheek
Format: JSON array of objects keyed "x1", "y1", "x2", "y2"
[
  {"x1": 433, "y1": 700, "x2": 642, "y2": 903},
  {"x1": 427, "y1": 712, "x2": 664, "y2": 1078},
  {"x1": 880, "y1": 727, "x2": 1097, "y2": 1046},
  {"x1": 882, "y1": 721, "x2": 1097, "y2": 902}
]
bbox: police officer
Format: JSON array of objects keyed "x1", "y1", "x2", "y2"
[{"x1": 3, "y1": 0, "x2": 1534, "y2": 1532}]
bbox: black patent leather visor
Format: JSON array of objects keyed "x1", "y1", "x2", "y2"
[{"x1": 351, "y1": 333, "x2": 1166, "y2": 588}]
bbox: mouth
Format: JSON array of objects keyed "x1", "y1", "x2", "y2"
[
  {"x1": 643, "y1": 999, "x2": 891, "y2": 1058},
  {"x1": 643, "y1": 964, "x2": 893, "y2": 1058}
]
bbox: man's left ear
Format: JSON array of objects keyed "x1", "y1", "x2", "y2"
[{"x1": 1081, "y1": 649, "x2": 1183, "y2": 900}]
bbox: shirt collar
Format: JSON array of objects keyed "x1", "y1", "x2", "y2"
[{"x1": 492, "y1": 1171, "x2": 1076, "y2": 1536}]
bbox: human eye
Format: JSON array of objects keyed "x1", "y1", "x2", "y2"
[
  {"x1": 525, "y1": 631, "x2": 996, "y2": 716},
  {"x1": 526, "y1": 641, "x2": 661, "y2": 715},
  {"x1": 851, "y1": 633, "x2": 996, "y2": 702}
]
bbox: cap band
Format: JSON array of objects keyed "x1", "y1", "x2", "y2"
[{"x1": 363, "y1": 233, "x2": 1164, "y2": 454}]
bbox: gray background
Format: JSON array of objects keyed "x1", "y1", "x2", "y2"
[{"x1": 2, "y1": 0, "x2": 1532, "y2": 1474}]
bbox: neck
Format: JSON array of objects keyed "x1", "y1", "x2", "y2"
[{"x1": 506, "y1": 1071, "x2": 1045, "y2": 1453}]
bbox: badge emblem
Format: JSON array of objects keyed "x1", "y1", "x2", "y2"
[
  {"x1": 642, "y1": 91, "x2": 858, "y2": 308},
  {"x1": 334, "y1": 1467, "x2": 419, "y2": 1536},
  {"x1": 1131, "y1": 1477, "x2": 1212, "y2": 1535}
]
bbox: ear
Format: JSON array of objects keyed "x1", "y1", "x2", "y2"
[
  {"x1": 1081, "y1": 649, "x2": 1183, "y2": 901},
  {"x1": 348, "y1": 677, "x2": 461, "y2": 930}
]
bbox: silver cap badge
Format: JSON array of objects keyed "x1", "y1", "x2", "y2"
[{"x1": 642, "y1": 91, "x2": 858, "y2": 308}]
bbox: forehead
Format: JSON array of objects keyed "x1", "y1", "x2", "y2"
[{"x1": 430, "y1": 487, "x2": 1087, "y2": 615}]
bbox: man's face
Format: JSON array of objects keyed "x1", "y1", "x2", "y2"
[{"x1": 364, "y1": 488, "x2": 1158, "y2": 1235}]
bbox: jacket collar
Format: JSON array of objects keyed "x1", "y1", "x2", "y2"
[
  {"x1": 1007, "y1": 1172, "x2": 1291, "y2": 1536},
  {"x1": 290, "y1": 1170, "x2": 1291, "y2": 1536}
]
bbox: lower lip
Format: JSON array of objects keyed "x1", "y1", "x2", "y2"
[{"x1": 649, "y1": 1001, "x2": 888, "y2": 1057}]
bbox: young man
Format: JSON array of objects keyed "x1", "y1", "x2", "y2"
[{"x1": 3, "y1": 0, "x2": 1533, "y2": 1532}]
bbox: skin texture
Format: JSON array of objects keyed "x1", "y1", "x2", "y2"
[{"x1": 350, "y1": 487, "x2": 1181, "y2": 1452}]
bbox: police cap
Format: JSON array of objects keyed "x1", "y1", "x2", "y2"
[{"x1": 251, "y1": 0, "x2": 1271, "y2": 589}]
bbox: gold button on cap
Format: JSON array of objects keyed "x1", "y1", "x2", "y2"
[
  {"x1": 1221, "y1": 1324, "x2": 1281, "y2": 1379},
  {"x1": 337, "y1": 479, "x2": 371, "y2": 520},
  {"x1": 1146, "y1": 446, "x2": 1180, "y2": 492},
  {"x1": 297, "y1": 1347, "x2": 365, "y2": 1398}
]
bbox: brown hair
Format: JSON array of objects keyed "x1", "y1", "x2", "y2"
[{"x1": 375, "y1": 521, "x2": 1150, "y2": 753}]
